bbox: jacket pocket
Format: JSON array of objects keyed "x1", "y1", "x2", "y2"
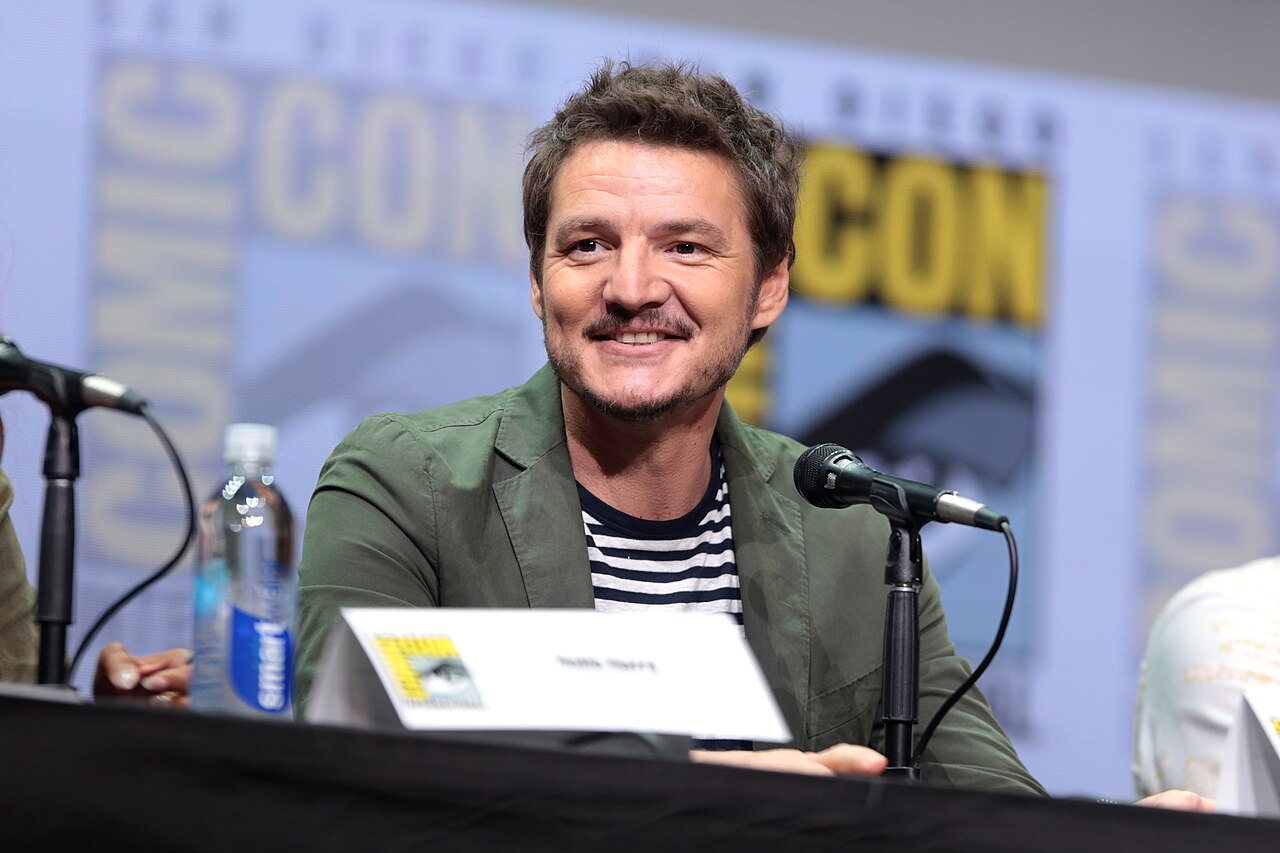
[{"x1": 805, "y1": 664, "x2": 883, "y2": 751}]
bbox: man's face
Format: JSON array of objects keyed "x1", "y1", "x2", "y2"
[{"x1": 531, "y1": 140, "x2": 788, "y2": 423}]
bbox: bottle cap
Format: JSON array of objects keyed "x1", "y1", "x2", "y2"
[{"x1": 223, "y1": 423, "x2": 277, "y2": 465}]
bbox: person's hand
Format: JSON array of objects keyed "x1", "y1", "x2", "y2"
[
  {"x1": 94, "y1": 642, "x2": 192, "y2": 708},
  {"x1": 1134, "y1": 789, "x2": 1216, "y2": 812},
  {"x1": 691, "y1": 744, "x2": 888, "y2": 777}
]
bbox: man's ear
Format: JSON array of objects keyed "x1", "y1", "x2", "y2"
[
  {"x1": 530, "y1": 268, "x2": 545, "y2": 321},
  {"x1": 751, "y1": 257, "x2": 790, "y2": 331}
]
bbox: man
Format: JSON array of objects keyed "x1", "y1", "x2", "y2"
[{"x1": 294, "y1": 60, "x2": 1044, "y2": 793}]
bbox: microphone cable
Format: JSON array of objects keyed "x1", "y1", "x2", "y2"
[
  {"x1": 909, "y1": 519, "x2": 1018, "y2": 768},
  {"x1": 66, "y1": 404, "x2": 196, "y2": 684}
]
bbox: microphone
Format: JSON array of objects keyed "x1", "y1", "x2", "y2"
[
  {"x1": 793, "y1": 443, "x2": 1007, "y2": 531},
  {"x1": 0, "y1": 335, "x2": 147, "y2": 417}
]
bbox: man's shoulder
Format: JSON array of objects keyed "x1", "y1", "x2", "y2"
[
  {"x1": 392, "y1": 384, "x2": 519, "y2": 434},
  {"x1": 354, "y1": 368, "x2": 548, "y2": 437},
  {"x1": 334, "y1": 367, "x2": 562, "y2": 469},
  {"x1": 339, "y1": 387, "x2": 511, "y2": 454}
]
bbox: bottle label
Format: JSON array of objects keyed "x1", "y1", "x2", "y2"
[
  {"x1": 194, "y1": 558, "x2": 229, "y2": 618},
  {"x1": 229, "y1": 606, "x2": 292, "y2": 713}
]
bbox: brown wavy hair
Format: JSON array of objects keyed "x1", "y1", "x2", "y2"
[{"x1": 522, "y1": 60, "x2": 801, "y2": 342}]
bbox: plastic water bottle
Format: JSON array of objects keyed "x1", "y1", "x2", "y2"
[{"x1": 190, "y1": 423, "x2": 296, "y2": 717}]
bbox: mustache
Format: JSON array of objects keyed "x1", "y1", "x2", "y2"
[{"x1": 582, "y1": 309, "x2": 697, "y2": 339}]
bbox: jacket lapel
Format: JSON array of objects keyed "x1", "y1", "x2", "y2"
[
  {"x1": 717, "y1": 406, "x2": 811, "y2": 747},
  {"x1": 491, "y1": 366, "x2": 596, "y2": 609}
]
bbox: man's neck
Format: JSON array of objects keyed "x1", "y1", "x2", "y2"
[{"x1": 561, "y1": 386, "x2": 723, "y2": 521}]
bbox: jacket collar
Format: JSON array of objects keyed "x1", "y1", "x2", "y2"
[{"x1": 493, "y1": 363, "x2": 568, "y2": 471}]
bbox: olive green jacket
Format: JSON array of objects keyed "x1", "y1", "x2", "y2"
[{"x1": 297, "y1": 365, "x2": 1043, "y2": 795}]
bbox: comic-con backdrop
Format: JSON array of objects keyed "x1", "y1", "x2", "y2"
[{"x1": 1, "y1": 0, "x2": 1277, "y2": 799}]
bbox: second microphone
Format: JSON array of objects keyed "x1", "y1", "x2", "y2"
[{"x1": 793, "y1": 443, "x2": 1008, "y2": 531}]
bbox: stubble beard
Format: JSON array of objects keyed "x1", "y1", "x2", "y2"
[{"x1": 542, "y1": 310, "x2": 753, "y2": 424}]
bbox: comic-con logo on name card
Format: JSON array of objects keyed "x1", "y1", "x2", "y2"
[{"x1": 373, "y1": 634, "x2": 483, "y2": 708}]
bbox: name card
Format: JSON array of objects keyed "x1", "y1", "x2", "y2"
[
  {"x1": 307, "y1": 608, "x2": 791, "y2": 743},
  {"x1": 1218, "y1": 685, "x2": 1280, "y2": 817}
]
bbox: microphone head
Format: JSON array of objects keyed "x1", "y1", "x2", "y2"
[
  {"x1": 793, "y1": 443, "x2": 861, "y2": 508},
  {"x1": 0, "y1": 335, "x2": 30, "y2": 385}
]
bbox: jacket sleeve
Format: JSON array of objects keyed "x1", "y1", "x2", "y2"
[
  {"x1": 0, "y1": 468, "x2": 37, "y2": 684},
  {"x1": 295, "y1": 414, "x2": 440, "y2": 713},
  {"x1": 873, "y1": 563, "x2": 1046, "y2": 795}
]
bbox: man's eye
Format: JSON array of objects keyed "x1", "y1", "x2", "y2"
[
  {"x1": 674, "y1": 242, "x2": 699, "y2": 254},
  {"x1": 573, "y1": 239, "x2": 600, "y2": 253}
]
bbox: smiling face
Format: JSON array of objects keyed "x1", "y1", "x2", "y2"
[{"x1": 531, "y1": 140, "x2": 788, "y2": 424}]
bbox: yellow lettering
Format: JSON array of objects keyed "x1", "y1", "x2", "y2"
[
  {"x1": 879, "y1": 157, "x2": 958, "y2": 316},
  {"x1": 792, "y1": 145, "x2": 874, "y2": 303},
  {"x1": 965, "y1": 167, "x2": 1045, "y2": 326}
]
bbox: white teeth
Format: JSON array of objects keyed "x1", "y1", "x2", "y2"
[{"x1": 616, "y1": 332, "x2": 665, "y2": 344}]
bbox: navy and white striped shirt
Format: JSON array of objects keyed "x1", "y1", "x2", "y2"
[
  {"x1": 579, "y1": 441, "x2": 749, "y2": 750},
  {"x1": 580, "y1": 442, "x2": 741, "y2": 624}
]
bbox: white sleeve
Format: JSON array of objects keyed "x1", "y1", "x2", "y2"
[{"x1": 1133, "y1": 560, "x2": 1280, "y2": 798}]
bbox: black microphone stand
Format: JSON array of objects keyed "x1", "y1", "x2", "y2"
[
  {"x1": 36, "y1": 412, "x2": 78, "y2": 685},
  {"x1": 793, "y1": 443, "x2": 1012, "y2": 784},
  {"x1": 880, "y1": 519, "x2": 922, "y2": 781},
  {"x1": 0, "y1": 340, "x2": 90, "y2": 685},
  {"x1": 4, "y1": 360, "x2": 93, "y2": 687},
  {"x1": 867, "y1": 481, "x2": 924, "y2": 782}
]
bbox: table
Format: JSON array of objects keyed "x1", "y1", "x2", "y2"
[{"x1": 1, "y1": 689, "x2": 1276, "y2": 851}]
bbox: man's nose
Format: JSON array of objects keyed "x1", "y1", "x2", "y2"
[{"x1": 602, "y1": 245, "x2": 671, "y2": 312}]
